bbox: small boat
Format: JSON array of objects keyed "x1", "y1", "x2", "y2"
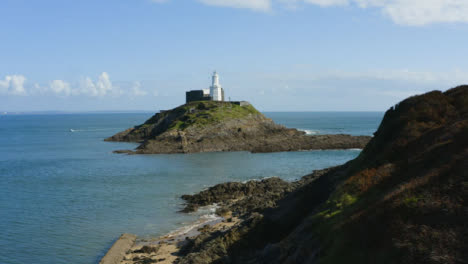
[{"x1": 70, "y1": 129, "x2": 75, "y2": 132}]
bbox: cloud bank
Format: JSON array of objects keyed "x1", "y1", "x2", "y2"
[
  {"x1": 3, "y1": 68, "x2": 466, "y2": 102},
  {"x1": 0, "y1": 72, "x2": 156, "y2": 97},
  {"x1": 313, "y1": 0, "x2": 468, "y2": 26},
  {"x1": 151, "y1": 0, "x2": 468, "y2": 25}
]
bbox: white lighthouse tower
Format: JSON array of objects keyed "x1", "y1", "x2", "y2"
[{"x1": 210, "y1": 71, "x2": 224, "y2": 101}]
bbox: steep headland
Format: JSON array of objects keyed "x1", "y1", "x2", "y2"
[
  {"x1": 117, "y1": 85, "x2": 467, "y2": 264},
  {"x1": 106, "y1": 101, "x2": 370, "y2": 154}
]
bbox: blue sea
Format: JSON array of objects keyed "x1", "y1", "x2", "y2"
[{"x1": 0, "y1": 112, "x2": 383, "y2": 264}]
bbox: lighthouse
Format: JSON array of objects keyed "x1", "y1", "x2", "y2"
[
  {"x1": 185, "y1": 71, "x2": 226, "y2": 103},
  {"x1": 210, "y1": 71, "x2": 225, "y2": 101}
]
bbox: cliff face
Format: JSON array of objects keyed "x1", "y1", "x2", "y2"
[
  {"x1": 173, "y1": 86, "x2": 467, "y2": 264},
  {"x1": 268, "y1": 85, "x2": 468, "y2": 264},
  {"x1": 106, "y1": 101, "x2": 370, "y2": 154}
]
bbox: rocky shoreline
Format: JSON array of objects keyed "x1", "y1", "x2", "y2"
[
  {"x1": 104, "y1": 170, "x2": 331, "y2": 264},
  {"x1": 106, "y1": 101, "x2": 371, "y2": 154}
]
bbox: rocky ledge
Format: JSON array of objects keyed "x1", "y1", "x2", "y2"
[{"x1": 105, "y1": 101, "x2": 371, "y2": 154}]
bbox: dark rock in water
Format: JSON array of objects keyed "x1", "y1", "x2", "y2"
[
  {"x1": 174, "y1": 85, "x2": 468, "y2": 264},
  {"x1": 105, "y1": 101, "x2": 371, "y2": 154},
  {"x1": 180, "y1": 177, "x2": 294, "y2": 215}
]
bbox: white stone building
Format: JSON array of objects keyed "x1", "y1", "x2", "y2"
[
  {"x1": 185, "y1": 71, "x2": 226, "y2": 103},
  {"x1": 209, "y1": 71, "x2": 224, "y2": 101}
]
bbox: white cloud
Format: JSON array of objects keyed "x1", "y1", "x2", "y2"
[
  {"x1": 197, "y1": 0, "x2": 271, "y2": 11},
  {"x1": 49, "y1": 80, "x2": 74, "y2": 96},
  {"x1": 131, "y1": 81, "x2": 148, "y2": 96},
  {"x1": 37, "y1": 72, "x2": 121, "y2": 97},
  {"x1": 303, "y1": 0, "x2": 349, "y2": 7},
  {"x1": 80, "y1": 72, "x2": 116, "y2": 96},
  {"x1": 296, "y1": 0, "x2": 468, "y2": 25},
  {"x1": 0, "y1": 75, "x2": 27, "y2": 95},
  {"x1": 0, "y1": 78, "x2": 10, "y2": 93}
]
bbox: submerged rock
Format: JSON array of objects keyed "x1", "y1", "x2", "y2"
[{"x1": 106, "y1": 101, "x2": 370, "y2": 154}]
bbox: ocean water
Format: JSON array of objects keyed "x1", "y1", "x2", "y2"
[
  {"x1": 0, "y1": 112, "x2": 383, "y2": 264},
  {"x1": 266, "y1": 112, "x2": 381, "y2": 136}
]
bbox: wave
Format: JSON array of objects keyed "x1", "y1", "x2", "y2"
[
  {"x1": 166, "y1": 204, "x2": 222, "y2": 239},
  {"x1": 298, "y1": 129, "x2": 319, "y2": 135}
]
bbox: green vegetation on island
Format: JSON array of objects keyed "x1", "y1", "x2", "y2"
[{"x1": 165, "y1": 101, "x2": 259, "y2": 131}]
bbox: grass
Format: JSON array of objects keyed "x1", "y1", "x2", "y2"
[{"x1": 167, "y1": 101, "x2": 260, "y2": 131}]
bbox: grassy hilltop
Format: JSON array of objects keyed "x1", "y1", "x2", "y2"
[{"x1": 155, "y1": 101, "x2": 259, "y2": 131}]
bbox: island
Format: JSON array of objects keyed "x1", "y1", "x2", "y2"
[
  {"x1": 106, "y1": 72, "x2": 371, "y2": 154},
  {"x1": 106, "y1": 101, "x2": 370, "y2": 154}
]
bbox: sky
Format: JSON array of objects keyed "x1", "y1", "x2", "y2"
[{"x1": 1, "y1": 0, "x2": 468, "y2": 112}]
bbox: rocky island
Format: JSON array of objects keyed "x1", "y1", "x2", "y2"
[
  {"x1": 103, "y1": 85, "x2": 467, "y2": 264},
  {"x1": 106, "y1": 101, "x2": 371, "y2": 154}
]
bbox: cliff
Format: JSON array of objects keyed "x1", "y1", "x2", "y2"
[
  {"x1": 106, "y1": 101, "x2": 370, "y2": 154},
  {"x1": 122, "y1": 86, "x2": 467, "y2": 264}
]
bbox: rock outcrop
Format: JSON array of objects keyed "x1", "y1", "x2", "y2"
[
  {"x1": 105, "y1": 101, "x2": 371, "y2": 154},
  {"x1": 173, "y1": 86, "x2": 468, "y2": 264}
]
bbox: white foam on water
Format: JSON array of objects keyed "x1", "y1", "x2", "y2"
[
  {"x1": 298, "y1": 129, "x2": 320, "y2": 135},
  {"x1": 166, "y1": 204, "x2": 222, "y2": 238}
]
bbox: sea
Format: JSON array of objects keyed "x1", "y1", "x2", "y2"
[{"x1": 0, "y1": 111, "x2": 383, "y2": 264}]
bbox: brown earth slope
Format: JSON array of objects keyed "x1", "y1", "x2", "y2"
[
  {"x1": 169, "y1": 85, "x2": 467, "y2": 264},
  {"x1": 106, "y1": 101, "x2": 370, "y2": 154}
]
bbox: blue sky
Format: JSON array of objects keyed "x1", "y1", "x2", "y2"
[{"x1": 1, "y1": 0, "x2": 468, "y2": 112}]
